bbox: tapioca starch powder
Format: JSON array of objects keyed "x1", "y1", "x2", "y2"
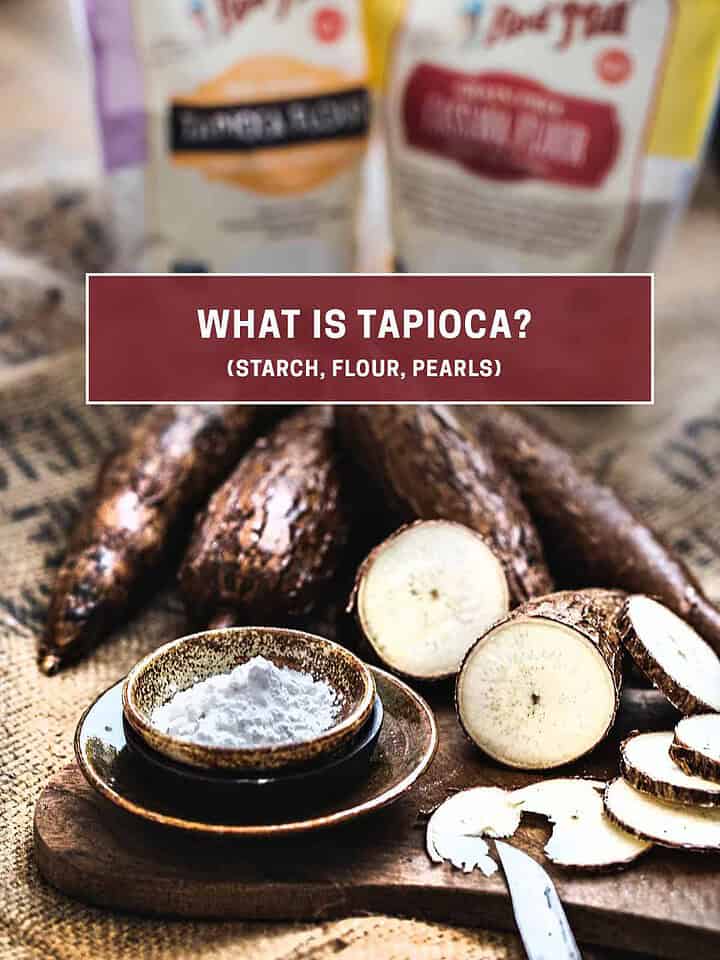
[{"x1": 152, "y1": 656, "x2": 340, "y2": 748}]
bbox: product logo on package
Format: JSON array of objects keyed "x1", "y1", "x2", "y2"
[
  {"x1": 214, "y1": 0, "x2": 311, "y2": 31},
  {"x1": 461, "y1": 1, "x2": 486, "y2": 45},
  {"x1": 484, "y1": 0, "x2": 631, "y2": 50}
]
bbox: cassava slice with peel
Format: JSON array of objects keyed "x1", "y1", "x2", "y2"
[
  {"x1": 621, "y1": 731, "x2": 720, "y2": 807},
  {"x1": 426, "y1": 786, "x2": 522, "y2": 875},
  {"x1": 353, "y1": 520, "x2": 509, "y2": 680},
  {"x1": 464, "y1": 407, "x2": 720, "y2": 657},
  {"x1": 514, "y1": 778, "x2": 651, "y2": 869},
  {"x1": 40, "y1": 405, "x2": 263, "y2": 675},
  {"x1": 336, "y1": 405, "x2": 552, "y2": 604},
  {"x1": 180, "y1": 407, "x2": 348, "y2": 626},
  {"x1": 427, "y1": 778, "x2": 648, "y2": 875},
  {"x1": 618, "y1": 595, "x2": 720, "y2": 715},
  {"x1": 671, "y1": 715, "x2": 720, "y2": 784},
  {"x1": 604, "y1": 777, "x2": 720, "y2": 851},
  {"x1": 456, "y1": 589, "x2": 625, "y2": 769}
]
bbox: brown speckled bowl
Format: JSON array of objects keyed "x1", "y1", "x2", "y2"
[{"x1": 122, "y1": 627, "x2": 375, "y2": 772}]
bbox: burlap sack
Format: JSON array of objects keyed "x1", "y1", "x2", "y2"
[
  {"x1": 1, "y1": 5, "x2": 719, "y2": 958},
  {"x1": 0, "y1": 197, "x2": 526, "y2": 960},
  {"x1": 1, "y1": 187, "x2": 718, "y2": 959}
]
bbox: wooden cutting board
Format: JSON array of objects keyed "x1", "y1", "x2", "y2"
[{"x1": 34, "y1": 691, "x2": 720, "y2": 960}]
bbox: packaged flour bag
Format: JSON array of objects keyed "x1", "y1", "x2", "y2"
[
  {"x1": 367, "y1": 0, "x2": 720, "y2": 272},
  {"x1": 82, "y1": 1, "x2": 370, "y2": 272}
]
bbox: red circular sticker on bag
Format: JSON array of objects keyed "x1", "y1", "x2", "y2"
[
  {"x1": 313, "y1": 7, "x2": 346, "y2": 44},
  {"x1": 596, "y1": 49, "x2": 633, "y2": 85}
]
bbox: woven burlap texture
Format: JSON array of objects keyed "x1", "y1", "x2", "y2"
[{"x1": 1, "y1": 203, "x2": 719, "y2": 960}]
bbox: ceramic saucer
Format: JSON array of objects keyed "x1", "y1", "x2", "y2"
[{"x1": 74, "y1": 666, "x2": 437, "y2": 836}]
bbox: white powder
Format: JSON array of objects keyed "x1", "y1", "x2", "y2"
[{"x1": 152, "y1": 656, "x2": 341, "y2": 749}]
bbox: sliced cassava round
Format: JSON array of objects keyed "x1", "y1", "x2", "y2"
[
  {"x1": 621, "y1": 731, "x2": 720, "y2": 807},
  {"x1": 604, "y1": 777, "x2": 720, "y2": 851},
  {"x1": 619, "y1": 595, "x2": 720, "y2": 715},
  {"x1": 337, "y1": 405, "x2": 552, "y2": 604},
  {"x1": 456, "y1": 589, "x2": 625, "y2": 770},
  {"x1": 514, "y1": 778, "x2": 651, "y2": 869},
  {"x1": 353, "y1": 520, "x2": 509, "y2": 680},
  {"x1": 426, "y1": 786, "x2": 523, "y2": 876},
  {"x1": 671, "y1": 715, "x2": 720, "y2": 784}
]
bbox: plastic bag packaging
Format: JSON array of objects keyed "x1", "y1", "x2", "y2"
[
  {"x1": 366, "y1": 0, "x2": 720, "y2": 273},
  {"x1": 81, "y1": 0, "x2": 370, "y2": 272}
]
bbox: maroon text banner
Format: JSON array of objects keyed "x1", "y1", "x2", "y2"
[{"x1": 87, "y1": 274, "x2": 652, "y2": 403}]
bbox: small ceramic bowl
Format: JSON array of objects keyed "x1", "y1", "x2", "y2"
[
  {"x1": 122, "y1": 626, "x2": 376, "y2": 772},
  {"x1": 122, "y1": 694, "x2": 384, "y2": 799}
]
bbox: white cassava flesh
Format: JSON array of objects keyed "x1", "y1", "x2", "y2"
[
  {"x1": 426, "y1": 786, "x2": 523, "y2": 876},
  {"x1": 621, "y1": 731, "x2": 720, "y2": 807},
  {"x1": 604, "y1": 778, "x2": 720, "y2": 851},
  {"x1": 514, "y1": 779, "x2": 651, "y2": 868},
  {"x1": 356, "y1": 520, "x2": 509, "y2": 680},
  {"x1": 456, "y1": 617, "x2": 617, "y2": 769},
  {"x1": 427, "y1": 778, "x2": 649, "y2": 874},
  {"x1": 671, "y1": 714, "x2": 720, "y2": 784},
  {"x1": 619, "y1": 596, "x2": 720, "y2": 715}
]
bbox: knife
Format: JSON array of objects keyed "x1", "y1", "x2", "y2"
[{"x1": 495, "y1": 840, "x2": 583, "y2": 960}]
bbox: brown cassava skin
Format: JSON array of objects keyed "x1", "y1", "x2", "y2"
[
  {"x1": 456, "y1": 589, "x2": 626, "y2": 764},
  {"x1": 40, "y1": 406, "x2": 263, "y2": 675},
  {"x1": 465, "y1": 407, "x2": 720, "y2": 657},
  {"x1": 506, "y1": 588, "x2": 626, "y2": 688},
  {"x1": 670, "y1": 739, "x2": 720, "y2": 785},
  {"x1": 620, "y1": 734, "x2": 720, "y2": 808},
  {"x1": 336, "y1": 405, "x2": 552, "y2": 605},
  {"x1": 617, "y1": 599, "x2": 717, "y2": 716},
  {"x1": 180, "y1": 407, "x2": 348, "y2": 626}
]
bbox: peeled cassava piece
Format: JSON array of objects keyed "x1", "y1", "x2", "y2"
[
  {"x1": 465, "y1": 407, "x2": 720, "y2": 658},
  {"x1": 456, "y1": 590, "x2": 624, "y2": 770},
  {"x1": 353, "y1": 520, "x2": 509, "y2": 680},
  {"x1": 337, "y1": 405, "x2": 552, "y2": 605},
  {"x1": 427, "y1": 779, "x2": 649, "y2": 875},
  {"x1": 180, "y1": 407, "x2": 348, "y2": 626},
  {"x1": 513, "y1": 779, "x2": 651, "y2": 870},
  {"x1": 604, "y1": 778, "x2": 720, "y2": 852},
  {"x1": 619, "y1": 595, "x2": 720, "y2": 715},
  {"x1": 426, "y1": 786, "x2": 522, "y2": 876},
  {"x1": 671, "y1": 715, "x2": 720, "y2": 784},
  {"x1": 40, "y1": 405, "x2": 262, "y2": 675},
  {"x1": 621, "y1": 732, "x2": 720, "y2": 808}
]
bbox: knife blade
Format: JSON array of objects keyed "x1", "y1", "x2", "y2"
[{"x1": 495, "y1": 840, "x2": 583, "y2": 960}]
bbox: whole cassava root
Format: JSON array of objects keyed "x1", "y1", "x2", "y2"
[
  {"x1": 180, "y1": 407, "x2": 348, "y2": 626},
  {"x1": 40, "y1": 405, "x2": 263, "y2": 675},
  {"x1": 465, "y1": 407, "x2": 720, "y2": 657},
  {"x1": 336, "y1": 405, "x2": 552, "y2": 604},
  {"x1": 456, "y1": 589, "x2": 626, "y2": 770}
]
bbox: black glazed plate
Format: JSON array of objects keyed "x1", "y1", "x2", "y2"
[
  {"x1": 122, "y1": 694, "x2": 384, "y2": 798},
  {"x1": 74, "y1": 667, "x2": 438, "y2": 836}
]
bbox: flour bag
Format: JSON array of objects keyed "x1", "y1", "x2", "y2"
[
  {"x1": 82, "y1": 0, "x2": 370, "y2": 272},
  {"x1": 367, "y1": 0, "x2": 720, "y2": 272}
]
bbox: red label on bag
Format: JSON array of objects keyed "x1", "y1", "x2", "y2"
[
  {"x1": 86, "y1": 274, "x2": 652, "y2": 404},
  {"x1": 403, "y1": 66, "x2": 620, "y2": 187}
]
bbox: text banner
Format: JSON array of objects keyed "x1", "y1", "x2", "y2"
[{"x1": 87, "y1": 274, "x2": 653, "y2": 403}]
